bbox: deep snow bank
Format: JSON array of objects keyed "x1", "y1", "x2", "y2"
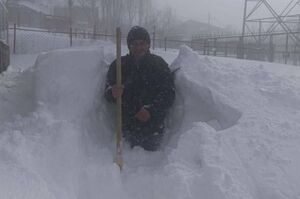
[
  {"x1": 2, "y1": 43, "x2": 300, "y2": 199},
  {"x1": 34, "y1": 48, "x2": 105, "y2": 120},
  {"x1": 167, "y1": 45, "x2": 242, "y2": 135},
  {"x1": 0, "y1": 45, "x2": 247, "y2": 199}
]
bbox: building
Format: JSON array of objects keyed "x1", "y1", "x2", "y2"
[{"x1": 6, "y1": 0, "x2": 50, "y2": 28}]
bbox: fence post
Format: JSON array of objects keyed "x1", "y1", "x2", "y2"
[
  {"x1": 6, "y1": 21, "x2": 9, "y2": 45},
  {"x1": 164, "y1": 37, "x2": 167, "y2": 51},
  {"x1": 224, "y1": 42, "x2": 228, "y2": 57},
  {"x1": 213, "y1": 38, "x2": 217, "y2": 56},
  {"x1": 268, "y1": 35, "x2": 274, "y2": 62},
  {"x1": 203, "y1": 39, "x2": 207, "y2": 55},
  {"x1": 207, "y1": 40, "x2": 210, "y2": 55},
  {"x1": 70, "y1": 27, "x2": 73, "y2": 47},
  {"x1": 13, "y1": 23, "x2": 16, "y2": 54},
  {"x1": 93, "y1": 28, "x2": 96, "y2": 40},
  {"x1": 152, "y1": 26, "x2": 156, "y2": 50},
  {"x1": 293, "y1": 44, "x2": 298, "y2": 65},
  {"x1": 284, "y1": 34, "x2": 289, "y2": 64},
  {"x1": 237, "y1": 36, "x2": 244, "y2": 59}
]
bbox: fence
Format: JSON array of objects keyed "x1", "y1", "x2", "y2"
[
  {"x1": 9, "y1": 26, "x2": 117, "y2": 54},
  {"x1": 190, "y1": 32, "x2": 300, "y2": 66},
  {"x1": 0, "y1": 40, "x2": 9, "y2": 72},
  {"x1": 9, "y1": 25, "x2": 300, "y2": 66},
  {"x1": 0, "y1": 1, "x2": 9, "y2": 73},
  {"x1": 0, "y1": 0, "x2": 8, "y2": 43}
]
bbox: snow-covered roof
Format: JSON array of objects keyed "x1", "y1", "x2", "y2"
[{"x1": 17, "y1": 0, "x2": 52, "y2": 15}]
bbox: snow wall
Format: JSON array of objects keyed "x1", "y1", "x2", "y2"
[{"x1": 0, "y1": 45, "x2": 247, "y2": 199}]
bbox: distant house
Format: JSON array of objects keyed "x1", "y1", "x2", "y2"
[
  {"x1": 6, "y1": 1, "x2": 71, "y2": 31},
  {"x1": 6, "y1": 0, "x2": 49, "y2": 28},
  {"x1": 44, "y1": 14, "x2": 68, "y2": 32}
]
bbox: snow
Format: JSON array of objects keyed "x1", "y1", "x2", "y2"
[{"x1": 1, "y1": 32, "x2": 300, "y2": 199}]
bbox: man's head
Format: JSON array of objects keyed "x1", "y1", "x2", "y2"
[{"x1": 127, "y1": 26, "x2": 150, "y2": 60}]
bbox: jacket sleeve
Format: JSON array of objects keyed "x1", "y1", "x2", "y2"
[
  {"x1": 104, "y1": 60, "x2": 117, "y2": 103},
  {"x1": 147, "y1": 58, "x2": 175, "y2": 115}
]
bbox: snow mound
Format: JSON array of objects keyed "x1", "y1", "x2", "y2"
[
  {"x1": 24, "y1": 46, "x2": 245, "y2": 199},
  {"x1": 34, "y1": 47, "x2": 105, "y2": 120},
  {"x1": 2, "y1": 42, "x2": 300, "y2": 199},
  {"x1": 168, "y1": 45, "x2": 242, "y2": 133},
  {"x1": 0, "y1": 68, "x2": 35, "y2": 122}
]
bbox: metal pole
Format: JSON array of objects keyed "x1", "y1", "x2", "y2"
[
  {"x1": 203, "y1": 39, "x2": 207, "y2": 55},
  {"x1": 285, "y1": 33, "x2": 289, "y2": 64},
  {"x1": 6, "y1": 18, "x2": 9, "y2": 45},
  {"x1": 258, "y1": 20, "x2": 262, "y2": 45},
  {"x1": 237, "y1": 36, "x2": 244, "y2": 59},
  {"x1": 241, "y1": 0, "x2": 248, "y2": 59},
  {"x1": 164, "y1": 37, "x2": 167, "y2": 51},
  {"x1": 115, "y1": 27, "x2": 123, "y2": 171},
  {"x1": 269, "y1": 34, "x2": 274, "y2": 62},
  {"x1": 207, "y1": 40, "x2": 210, "y2": 55},
  {"x1": 13, "y1": 23, "x2": 16, "y2": 54},
  {"x1": 225, "y1": 42, "x2": 228, "y2": 57},
  {"x1": 214, "y1": 38, "x2": 217, "y2": 56},
  {"x1": 70, "y1": 27, "x2": 73, "y2": 47},
  {"x1": 152, "y1": 26, "x2": 156, "y2": 50},
  {"x1": 242, "y1": 0, "x2": 248, "y2": 37},
  {"x1": 68, "y1": 0, "x2": 73, "y2": 29}
]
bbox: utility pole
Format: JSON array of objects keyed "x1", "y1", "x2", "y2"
[
  {"x1": 68, "y1": 0, "x2": 73, "y2": 47},
  {"x1": 91, "y1": 0, "x2": 97, "y2": 39},
  {"x1": 68, "y1": 0, "x2": 73, "y2": 29},
  {"x1": 241, "y1": 0, "x2": 248, "y2": 38},
  {"x1": 240, "y1": 0, "x2": 248, "y2": 59}
]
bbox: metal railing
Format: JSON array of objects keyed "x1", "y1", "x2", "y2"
[
  {"x1": 154, "y1": 31, "x2": 300, "y2": 66},
  {"x1": 9, "y1": 25, "x2": 300, "y2": 66}
]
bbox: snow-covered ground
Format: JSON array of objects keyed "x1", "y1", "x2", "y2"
[{"x1": 1, "y1": 33, "x2": 300, "y2": 199}]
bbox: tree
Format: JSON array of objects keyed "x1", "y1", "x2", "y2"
[
  {"x1": 124, "y1": 0, "x2": 138, "y2": 27},
  {"x1": 156, "y1": 6, "x2": 177, "y2": 38},
  {"x1": 78, "y1": 0, "x2": 100, "y2": 34}
]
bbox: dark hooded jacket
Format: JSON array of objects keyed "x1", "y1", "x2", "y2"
[{"x1": 104, "y1": 52, "x2": 175, "y2": 134}]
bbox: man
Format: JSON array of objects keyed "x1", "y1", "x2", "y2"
[{"x1": 105, "y1": 26, "x2": 175, "y2": 151}]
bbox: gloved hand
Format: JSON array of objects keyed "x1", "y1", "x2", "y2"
[
  {"x1": 135, "y1": 107, "x2": 151, "y2": 122},
  {"x1": 111, "y1": 84, "x2": 124, "y2": 98}
]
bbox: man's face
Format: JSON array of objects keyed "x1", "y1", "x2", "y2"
[{"x1": 129, "y1": 40, "x2": 150, "y2": 60}]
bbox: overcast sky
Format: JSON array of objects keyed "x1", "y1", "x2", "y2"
[{"x1": 155, "y1": 0, "x2": 297, "y2": 31}]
